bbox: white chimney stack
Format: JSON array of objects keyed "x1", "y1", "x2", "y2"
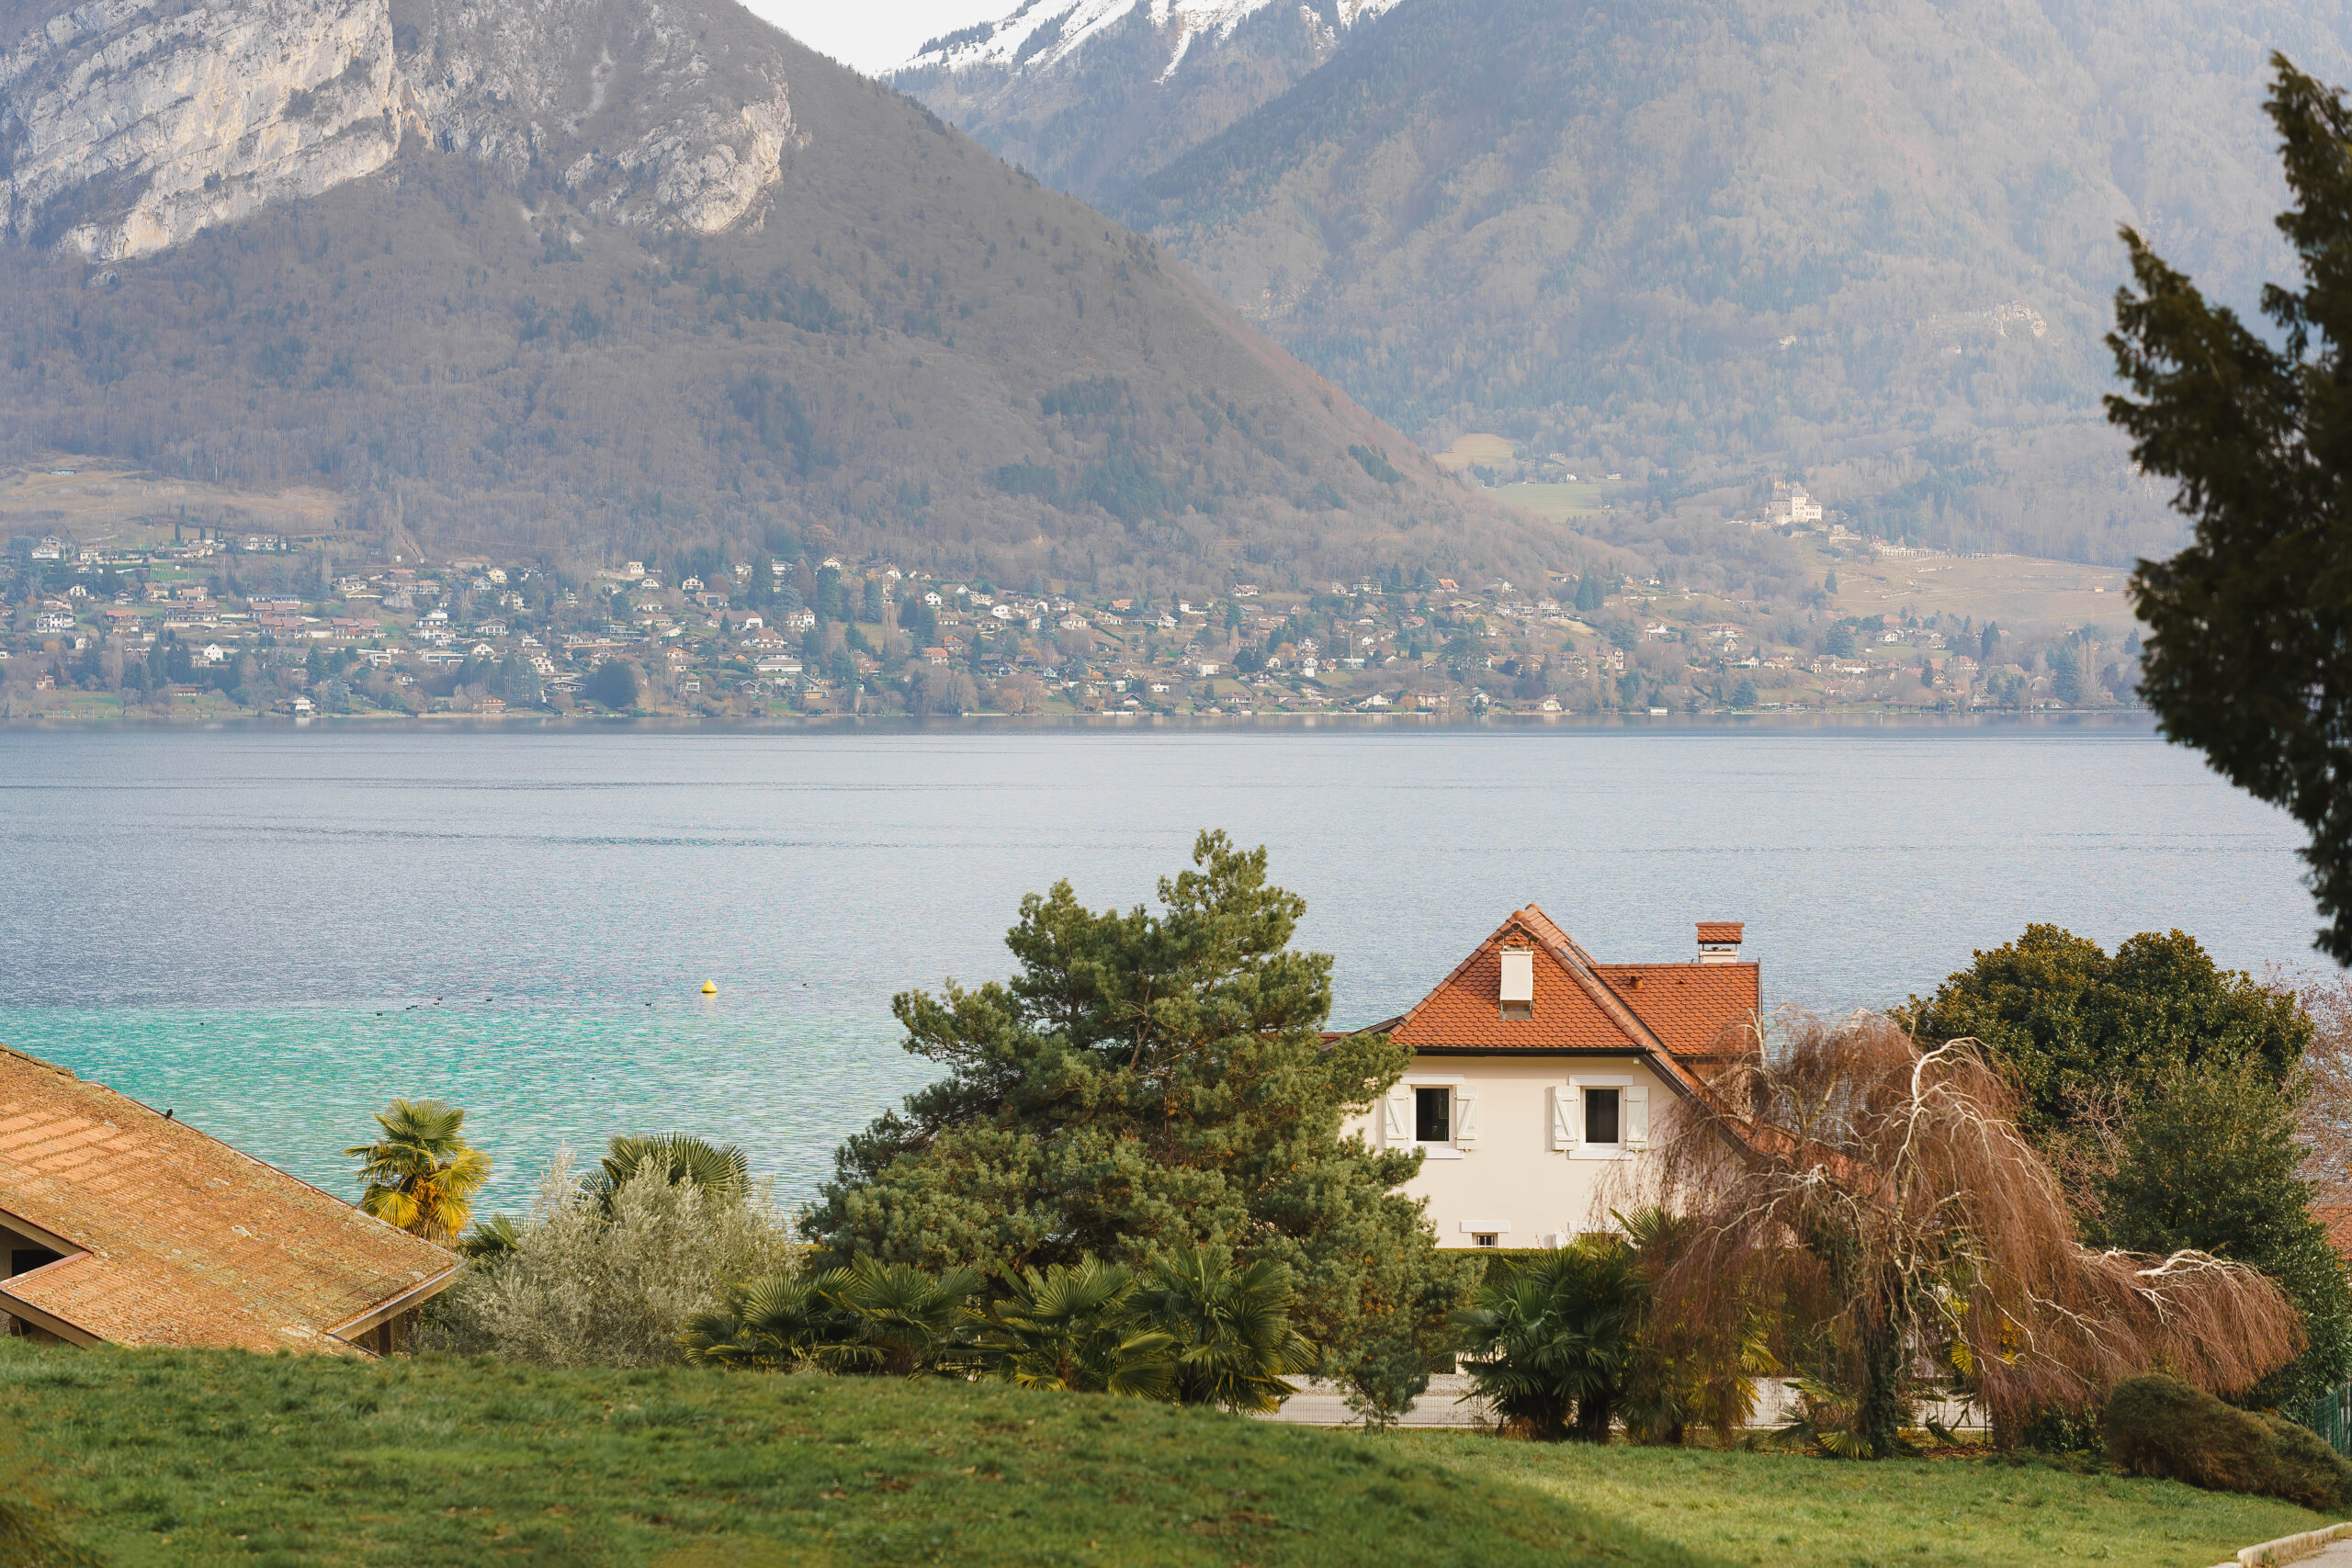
[{"x1": 1696, "y1": 922, "x2": 1745, "y2": 964}]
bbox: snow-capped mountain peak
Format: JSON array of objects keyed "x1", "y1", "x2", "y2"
[{"x1": 901, "y1": 0, "x2": 1401, "y2": 82}]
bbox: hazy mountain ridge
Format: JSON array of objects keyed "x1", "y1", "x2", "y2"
[
  {"x1": 892, "y1": 0, "x2": 1399, "y2": 202},
  {"x1": 912, "y1": 0, "x2": 2352, "y2": 563},
  {"x1": 0, "y1": 0, "x2": 1555, "y2": 586}
]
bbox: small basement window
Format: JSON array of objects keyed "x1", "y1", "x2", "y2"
[
  {"x1": 1414, "y1": 1086, "x2": 1452, "y2": 1143},
  {"x1": 1584, "y1": 1087, "x2": 1622, "y2": 1145},
  {"x1": 1472, "y1": 1232, "x2": 1500, "y2": 1248}
]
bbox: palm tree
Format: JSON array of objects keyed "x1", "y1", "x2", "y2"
[
  {"x1": 1454, "y1": 1239, "x2": 1638, "y2": 1441},
  {"x1": 975, "y1": 1258, "x2": 1176, "y2": 1399},
  {"x1": 681, "y1": 1270, "x2": 854, "y2": 1371},
  {"x1": 829, "y1": 1256, "x2": 983, "y2": 1378},
  {"x1": 1615, "y1": 1207, "x2": 1773, "y2": 1446},
  {"x1": 587, "y1": 1133, "x2": 749, "y2": 1214},
  {"x1": 457, "y1": 1213, "x2": 522, "y2": 1263},
  {"x1": 345, "y1": 1099, "x2": 491, "y2": 1245},
  {"x1": 1130, "y1": 1247, "x2": 1315, "y2": 1414},
  {"x1": 678, "y1": 1258, "x2": 980, "y2": 1377}
]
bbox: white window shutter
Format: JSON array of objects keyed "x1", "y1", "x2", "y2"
[
  {"x1": 1454, "y1": 1087, "x2": 1479, "y2": 1145},
  {"x1": 1625, "y1": 1085, "x2": 1650, "y2": 1148},
  {"x1": 1550, "y1": 1084, "x2": 1577, "y2": 1150},
  {"x1": 1382, "y1": 1084, "x2": 1411, "y2": 1145}
]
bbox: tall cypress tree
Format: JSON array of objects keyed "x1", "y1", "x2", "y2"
[{"x1": 2110, "y1": 56, "x2": 2352, "y2": 963}]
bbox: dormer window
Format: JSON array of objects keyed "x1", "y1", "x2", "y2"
[{"x1": 1498, "y1": 946, "x2": 1534, "y2": 1020}]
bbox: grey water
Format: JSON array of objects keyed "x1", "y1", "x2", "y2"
[{"x1": 0, "y1": 720, "x2": 2319, "y2": 1210}]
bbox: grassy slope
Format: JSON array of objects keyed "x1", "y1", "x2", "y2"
[
  {"x1": 5, "y1": 1343, "x2": 2332, "y2": 1568},
  {"x1": 1419, "y1": 1437, "x2": 2330, "y2": 1568},
  {"x1": 0, "y1": 1342, "x2": 1710, "y2": 1568}
]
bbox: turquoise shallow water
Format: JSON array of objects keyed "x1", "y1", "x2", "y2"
[
  {"x1": 0, "y1": 1006, "x2": 926, "y2": 1216},
  {"x1": 0, "y1": 719, "x2": 2320, "y2": 1211}
]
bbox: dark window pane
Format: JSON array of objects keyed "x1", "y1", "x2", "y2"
[
  {"x1": 1415, "y1": 1086, "x2": 1451, "y2": 1142},
  {"x1": 1585, "y1": 1088, "x2": 1621, "y2": 1145}
]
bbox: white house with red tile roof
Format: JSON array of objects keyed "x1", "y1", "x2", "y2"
[
  {"x1": 0, "y1": 1045, "x2": 459, "y2": 1354},
  {"x1": 1342, "y1": 907, "x2": 1759, "y2": 1249}
]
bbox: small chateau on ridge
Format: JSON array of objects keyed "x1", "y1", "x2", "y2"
[{"x1": 1343, "y1": 908, "x2": 1760, "y2": 1249}]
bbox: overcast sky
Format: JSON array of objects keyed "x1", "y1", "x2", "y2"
[{"x1": 745, "y1": 0, "x2": 1002, "y2": 75}]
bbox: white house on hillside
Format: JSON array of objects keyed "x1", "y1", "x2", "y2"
[{"x1": 1340, "y1": 907, "x2": 1758, "y2": 1249}]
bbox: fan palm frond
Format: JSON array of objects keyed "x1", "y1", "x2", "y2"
[
  {"x1": 345, "y1": 1098, "x2": 490, "y2": 1244},
  {"x1": 590, "y1": 1134, "x2": 751, "y2": 1213},
  {"x1": 1132, "y1": 1247, "x2": 1315, "y2": 1414}
]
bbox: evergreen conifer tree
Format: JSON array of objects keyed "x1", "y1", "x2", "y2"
[
  {"x1": 2111, "y1": 57, "x2": 2352, "y2": 962},
  {"x1": 800, "y1": 832, "x2": 1474, "y2": 1364}
]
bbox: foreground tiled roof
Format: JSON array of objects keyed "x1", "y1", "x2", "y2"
[
  {"x1": 1381, "y1": 906, "x2": 1758, "y2": 1093},
  {"x1": 0, "y1": 1045, "x2": 458, "y2": 1352}
]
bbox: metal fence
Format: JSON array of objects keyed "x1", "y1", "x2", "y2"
[{"x1": 2301, "y1": 1382, "x2": 2352, "y2": 1454}]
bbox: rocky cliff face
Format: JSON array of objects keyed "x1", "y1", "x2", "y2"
[{"x1": 0, "y1": 0, "x2": 803, "y2": 260}]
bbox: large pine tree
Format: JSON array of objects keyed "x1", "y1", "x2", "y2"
[{"x1": 799, "y1": 831, "x2": 1471, "y2": 1363}]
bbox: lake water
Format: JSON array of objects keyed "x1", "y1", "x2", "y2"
[{"x1": 0, "y1": 719, "x2": 2321, "y2": 1212}]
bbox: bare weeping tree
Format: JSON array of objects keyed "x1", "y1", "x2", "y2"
[
  {"x1": 2294, "y1": 972, "x2": 2352, "y2": 1208},
  {"x1": 1646, "y1": 1013, "x2": 2302, "y2": 1455}
]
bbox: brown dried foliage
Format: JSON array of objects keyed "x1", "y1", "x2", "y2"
[
  {"x1": 2294, "y1": 972, "x2": 2352, "y2": 1212},
  {"x1": 1646, "y1": 1011, "x2": 2302, "y2": 1443}
]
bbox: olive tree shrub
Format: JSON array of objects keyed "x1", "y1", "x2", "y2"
[{"x1": 425, "y1": 1154, "x2": 797, "y2": 1367}]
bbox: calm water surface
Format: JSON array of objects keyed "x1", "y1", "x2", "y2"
[{"x1": 0, "y1": 721, "x2": 2318, "y2": 1208}]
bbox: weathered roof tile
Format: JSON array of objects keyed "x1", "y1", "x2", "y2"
[{"x1": 0, "y1": 1045, "x2": 458, "y2": 1353}]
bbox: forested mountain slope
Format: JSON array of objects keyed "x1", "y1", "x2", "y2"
[
  {"x1": 893, "y1": 0, "x2": 1401, "y2": 204},
  {"x1": 0, "y1": 0, "x2": 1548, "y2": 586},
  {"x1": 1079, "y1": 0, "x2": 2352, "y2": 562}
]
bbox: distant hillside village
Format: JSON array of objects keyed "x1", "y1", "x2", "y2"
[{"x1": 0, "y1": 521, "x2": 2143, "y2": 721}]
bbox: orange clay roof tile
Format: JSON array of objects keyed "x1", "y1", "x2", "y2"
[
  {"x1": 0, "y1": 1045, "x2": 458, "y2": 1353},
  {"x1": 1378, "y1": 906, "x2": 1758, "y2": 1095},
  {"x1": 1593, "y1": 964, "x2": 1761, "y2": 1057}
]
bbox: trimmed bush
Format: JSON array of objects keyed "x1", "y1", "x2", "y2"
[{"x1": 2105, "y1": 1374, "x2": 2352, "y2": 1509}]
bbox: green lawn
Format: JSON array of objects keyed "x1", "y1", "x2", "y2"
[
  {"x1": 1416, "y1": 1436, "x2": 2330, "y2": 1568},
  {"x1": 0, "y1": 1342, "x2": 1703, "y2": 1568},
  {"x1": 1, "y1": 1341, "x2": 2328, "y2": 1568}
]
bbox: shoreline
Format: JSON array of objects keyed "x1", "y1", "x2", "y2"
[{"x1": 0, "y1": 709, "x2": 2159, "y2": 734}]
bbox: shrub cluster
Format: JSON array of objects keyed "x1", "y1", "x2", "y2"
[
  {"x1": 682, "y1": 1248, "x2": 1317, "y2": 1414},
  {"x1": 2105, "y1": 1375, "x2": 2352, "y2": 1510},
  {"x1": 424, "y1": 1149, "x2": 796, "y2": 1368}
]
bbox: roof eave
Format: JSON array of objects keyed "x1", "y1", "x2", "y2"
[
  {"x1": 0, "y1": 1288, "x2": 104, "y2": 1348},
  {"x1": 0, "y1": 1202, "x2": 83, "y2": 1258},
  {"x1": 325, "y1": 1262, "x2": 467, "y2": 1347}
]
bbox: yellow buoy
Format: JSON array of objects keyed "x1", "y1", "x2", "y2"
[{"x1": 701, "y1": 980, "x2": 718, "y2": 995}]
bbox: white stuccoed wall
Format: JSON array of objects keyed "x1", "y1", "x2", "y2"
[{"x1": 1345, "y1": 1053, "x2": 1681, "y2": 1247}]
